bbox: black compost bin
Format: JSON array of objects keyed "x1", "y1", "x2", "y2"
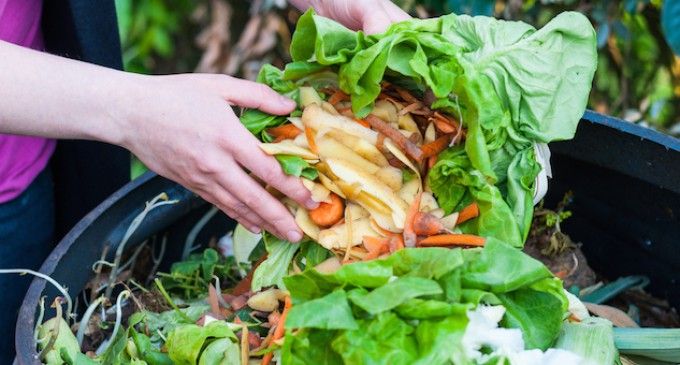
[{"x1": 15, "y1": 111, "x2": 680, "y2": 364}]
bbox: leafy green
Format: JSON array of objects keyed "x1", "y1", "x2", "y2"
[
  {"x1": 251, "y1": 232, "x2": 300, "y2": 291},
  {"x1": 281, "y1": 329, "x2": 344, "y2": 365},
  {"x1": 282, "y1": 243, "x2": 567, "y2": 364},
  {"x1": 349, "y1": 277, "x2": 443, "y2": 315},
  {"x1": 286, "y1": 290, "x2": 358, "y2": 330},
  {"x1": 498, "y1": 288, "x2": 565, "y2": 350},
  {"x1": 462, "y1": 237, "x2": 553, "y2": 292},
  {"x1": 331, "y1": 313, "x2": 419, "y2": 365},
  {"x1": 161, "y1": 248, "x2": 240, "y2": 299},
  {"x1": 165, "y1": 322, "x2": 236, "y2": 365},
  {"x1": 197, "y1": 338, "x2": 240, "y2": 365},
  {"x1": 275, "y1": 154, "x2": 319, "y2": 180},
  {"x1": 239, "y1": 109, "x2": 286, "y2": 136}
]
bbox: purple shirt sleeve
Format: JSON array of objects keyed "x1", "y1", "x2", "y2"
[{"x1": 0, "y1": 0, "x2": 56, "y2": 203}]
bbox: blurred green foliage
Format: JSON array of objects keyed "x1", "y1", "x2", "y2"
[
  {"x1": 115, "y1": 0, "x2": 197, "y2": 74},
  {"x1": 116, "y1": 0, "x2": 680, "y2": 134}
]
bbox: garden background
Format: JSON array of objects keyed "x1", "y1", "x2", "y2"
[{"x1": 114, "y1": 0, "x2": 680, "y2": 178}]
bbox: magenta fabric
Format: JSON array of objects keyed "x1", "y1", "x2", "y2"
[{"x1": 0, "y1": 0, "x2": 55, "y2": 203}]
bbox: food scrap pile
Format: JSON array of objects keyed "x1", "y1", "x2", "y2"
[{"x1": 32, "y1": 9, "x2": 679, "y2": 365}]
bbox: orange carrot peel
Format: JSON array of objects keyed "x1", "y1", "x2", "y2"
[
  {"x1": 403, "y1": 192, "x2": 422, "y2": 248},
  {"x1": 261, "y1": 296, "x2": 292, "y2": 365},
  {"x1": 418, "y1": 234, "x2": 486, "y2": 247},
  {"x1": 456, "y1": 202, "x2": 479, "y2": 224},
  {"x1": 267, "y1": 124, "x2": 302, "y2": 142},
  {"x1": 308, "y1": 193, "x2": 344, "y2": 227},
  {"x1": 304, "y1": 126, "x2": 318, "y2": 154}
]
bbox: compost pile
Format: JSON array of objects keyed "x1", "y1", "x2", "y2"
[{"x1": 30, "y1": 9, "x2": 679, "y2": 365}]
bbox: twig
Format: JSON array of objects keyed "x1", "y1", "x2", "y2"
[
  {"x1": 76, "y1": 296, "x2": 107, "y2": 347},
  {"x1": 182, "y1": 206, "x2": 219, "y2": 259},
  {"x1": 0, "y1": 269, "x2": 73, "y2": 320},
  {"x1": 104, "y1": 193, "x2": 178, "y2": 299},
  {"x1": 38, "y1": 297, "x2": 63, "y2": 361},
  {"x1": 34, "y1": 296, "x2": 46, "y2": 341}
]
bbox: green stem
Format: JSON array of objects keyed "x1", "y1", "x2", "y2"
[{"x1": 154, "y1": 278, "x2": 192, "y2": 322}]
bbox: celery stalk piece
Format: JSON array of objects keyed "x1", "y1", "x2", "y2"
[{"x1": 554, "y1": 317, "x2": 618, "y2": 365}]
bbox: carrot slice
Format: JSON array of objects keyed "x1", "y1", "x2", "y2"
[
  {"x1": 456, "y1": 202, "x2": 479, "y2": 224},
  {"x1": 363, "y1": 236, "x2": 390, "y2": 260},
  {"x1": 413, "y1": 211, "x2": 446, "y2": 236},
  {"x1": 366, "y1": 115, "x2": 424, "y2": 163},
  {"x1": 418, "y1": 234, "x2": 486, "y2": 247},
  {"x1": 328, "y1": 90, "x2": 349, "y2": 105},
  {"x1": 421, "y1": 134, "x2": 452, "y2": 159},
  {"x1": 267, "y1": 123, "x2": 302, "y2": 141},
  {"x1": 261, "y1": 296, "x2": 292, "y2": 365},
  {"x1": 304, "y1": 126, "x2": 318, "y2": 154},
  {"x1": 427, "y1": 155, "x2": 438, "y2": 170},
  {"x1": 403, "y1": 192, "x2": 422, "y2": 248},
  {"x1": 308, "y1": 193, "x2": 344, "y2": 227}
]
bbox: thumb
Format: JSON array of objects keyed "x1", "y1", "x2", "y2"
[{"x1": 222, "y1": 76, "x2": 296, "y2": 115}]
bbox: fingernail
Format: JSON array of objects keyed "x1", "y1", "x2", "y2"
[{"x1": 287, "y1": 230, "x2": 303, "y2": 242}]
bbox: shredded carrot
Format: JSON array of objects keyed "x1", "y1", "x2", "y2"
[
  {"x1": 395, "y1": 87, "x2": 419, "y2": 104},
  {"x1": 370, "y1": 218, "x2": 392, "y2": 236},
  {"x1": 328, "y1": 90, "x2": 349, "y2": 105},
  {"x1": 553, "y1": 270, "x2": 568, "y2": 279},
  {"x1": 413, "y1": 211, "x2": 446, "y2": 236},
  {"x1": 366, "y1": 115, "x2": 424, "y2": 163},
  {"x1": 403, "y1": 192, "x2": 422, "y2": 248},
  {"x1": 399, "y1": 102, "x2": 422, "y2": 116},
  {"x1": 421, "y1": 134, "x2": 452, "y2": 159},
  {"x1": 418, "y1": 234, "x2": 486, "y2": 247},
  {"x1": 267, "y1": 123, "x2": 302, "y2": 141},
  {"x1": 261, "y1": 296, "x2": 292, "y2": 365},
  {"x1": 427, "y1": 155, "x2": 438, "y2": 170},
  {"x1": 354, "y1": 118, "x2": 370, "y2": 128},
  {"x1": 456, "y1": 202, "x2": 480, "y2": 224},
  {"x1": 432, "y1": 118, "x2": 457, "y2": 134},
  {"x1": 304, "y1": 126, "x2": 318, "y2": 154},
  {"x1": 309, "y1": 193, "x2": 344, "y2": 227}
]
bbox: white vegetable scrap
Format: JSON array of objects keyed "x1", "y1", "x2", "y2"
[{"x1": 462, "y1": 306, "x2": 584, "y2": 365}]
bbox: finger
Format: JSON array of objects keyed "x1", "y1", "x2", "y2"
[
  {"x1": 221, "y1": 77, "x2": 296, "y2": 115},
  {"x1": 197, "y1": 188, "x2": 262, "y2": 232},
  {"x1": 218, "y1": 160, "x2": 304, "y2": 242},
  {"x1": 363, "y1": 2, "x2": 411, "y2": 34},
  {"x1": 228, "y1": 126, "x2": 317, "y2": 210}
]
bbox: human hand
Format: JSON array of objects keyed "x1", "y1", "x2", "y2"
[
  {"x1": 289, "y1": 0, "x2": 411, "y2": 34},
  {"x1": 119, "y1": 74, "x2": 317, "y2": 242}
]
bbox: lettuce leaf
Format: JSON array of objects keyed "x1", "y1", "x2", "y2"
[
  {"x1": 275, "y1": 154, "x2": 319, "y2": 180},
  {"x1": 282, "y1": 243, "x2": 567, "y2": 364},
  {"x1": 165, "y1": 322, "x2": 236, "y2": 365},
  {"x1": 286, "y1": 290, "x2": 358, "y2": 330},
  {"x1": 251, "y1": 233, "x2": 300, "y2": 291}
]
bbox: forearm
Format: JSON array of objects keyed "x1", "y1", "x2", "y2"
[{"x1": 0, "y1": 40, "x2": 142, "y2": 145}]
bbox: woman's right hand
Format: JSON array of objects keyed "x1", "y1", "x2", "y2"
[{"x1": 118, "y1": 74, "x2": 317, "y2": 242}]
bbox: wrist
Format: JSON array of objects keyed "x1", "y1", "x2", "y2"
[{"x1": 102, "y1": 72, "x2": 153, "y2": 149}]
